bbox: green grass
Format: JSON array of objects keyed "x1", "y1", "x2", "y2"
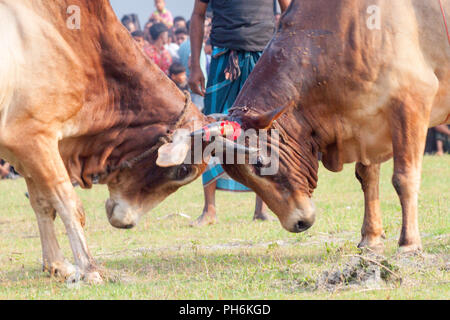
[{"x1": 0, "y1": 156, "x2": 448, "y2": 299}]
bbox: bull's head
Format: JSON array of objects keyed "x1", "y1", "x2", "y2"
[
  {"x1": 139, "y1": 104, "x2": 316, "y2": 234},
  {"x1": 102, "y1": 111, "x2": 259, "y2": 229}
]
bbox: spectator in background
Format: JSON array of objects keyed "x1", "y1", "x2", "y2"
[
  {"x1": 174, "y1": 28, "x2": 189, "y2": 46},
  {"x1": 169, "y1": 62, "x2": 189, "y2": 91},
  {"x1": 150, "y1": 0, "x2": 173, "y2": 28},
  {"x1": 189, "y1": 0, "x2": 292, "y2": 227},
  {"x1": 165, "y1": 28, "x2": 189, "y2": 63},
  {"x1": 173, "y1": 16, "x2": 187, "y2": 30},
  {"x1": 121, "y1": 14, "x2": 141, "y2": 33},
  {"x1": 131, "y1": 31, "x2": 146, "y2": 49},
  {"x1": 178, "y1": 20, "x2": 207, "y2": 111},
  {"x1": 0, "y1": 160, "x2": 11, "y2": 179},
  {"x1": 274, "y1": 13, "x2": 282, "y2": 26},
  {"x1": 145, "y1": 23, "x2": 172, "y2": 75},
  {"x1": 166, "y1": 34, "x2": 181, "y2": 62},
  {"x1": 425, "y1": 125, "x2": 450, "y2": 155},
  {"x1": 0, "y1": 160, "x2": 19, "y2": 180},
  {"x1": 204, "y1": 38, "x2": 212, "y2": 75}
]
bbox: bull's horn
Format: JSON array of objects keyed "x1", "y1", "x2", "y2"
[
  {"x1": 190, "y1": 121, "x2": 241, "y2": 141},
  {"x1": 213, "y1": 136, "x2": 259, "y2": 155},
  {"x1": 208, "y1": 114, "x2": 229, "y2": 121},
  {"x1": 242, "y1": 104, "x2": 290, "y2": 129}
]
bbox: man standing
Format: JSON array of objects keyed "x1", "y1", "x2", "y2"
[{"x1": 189, "y1": 0, "x2": 291, "y2": 226}]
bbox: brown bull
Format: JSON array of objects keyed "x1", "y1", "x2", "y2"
[
  {"x1": 172, "y1": 0, "x2": 449, "y2": 253},
  {"x1": 227, "y1": 0, "x2": 450, "y2": 252}
]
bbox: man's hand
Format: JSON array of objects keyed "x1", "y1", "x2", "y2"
[
  {"x1": 189, "y1": 65, "x2": 206, "y2": 96},
  {"x1": 189, "y1": 0, "x2": 208, "y2": 96},
  {"x1": 153, "y1": 15, "x2": 162, "y2": 23},
  {"x1": 436, "y1": 124, "x2": 450, "y2": 136}
]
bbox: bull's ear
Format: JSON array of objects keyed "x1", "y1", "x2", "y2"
[
  {"x1": 156, "y1": 130, "x2": 191, "y2": 167},
  {"x1": 243, "y1": 104, "x2": 290, "y2": 129}
]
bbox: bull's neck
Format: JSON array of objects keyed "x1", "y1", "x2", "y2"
[
  {"x1": 60, "y1": 10, "x2": 202, "y2": 187},
  {"x1": 230, "y1": 35, "x2": 325, "y2": 194}
]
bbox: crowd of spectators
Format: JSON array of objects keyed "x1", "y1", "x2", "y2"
[
  {"x1": 121, "y1": 0, "x2": 449, "y2": 156},
  {"x1": 425, "y1": 125, "x2": 450, "y2": 156},
  {"x1": 123, "y1": 0, "x2": 211, "y2": 110}
]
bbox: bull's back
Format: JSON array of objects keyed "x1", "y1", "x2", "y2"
[
  {"x1": 0, "y1": 0, "x2": 87, "y2": 131},
  {"x1": 335, "y1": 0, "x2": 449, "y2": 126},
  {"x1": 414, "y1": 0, "x2": 450, "y2": 125}
]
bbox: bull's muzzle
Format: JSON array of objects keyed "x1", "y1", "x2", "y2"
[
  {"x1": 105, "y1": 198, "x2": 138, "y2": 229},
  {"x1": 280, "y1": 199, "x2": 316, "y2": 233}
]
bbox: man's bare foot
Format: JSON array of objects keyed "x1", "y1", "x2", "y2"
[
  {"x1": 253, "y1": 211, "x2": 275, "y2": 221},
  {"x1": 190, "y1": 206, "x2": 217, "y2": 227}
]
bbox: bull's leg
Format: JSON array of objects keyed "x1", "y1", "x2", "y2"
[
  {"x1": 191, "y1": 181, "x2": 217, "y2": 227},
  {"x1": 26, "y1": 178, "x2": 79, "y2": 280},
  {"x1": 389, "y1": 97, "x2": 431, "y2": 253},
  {"x1": 13, "y1": 138, "x2": 102, "y2": 283},
  {"x1": 49, "y1": 181, "x2": 102, "y2": 283},
  {"x1": 355, "y1": 163, "x2": 384, "y2": 252},
  {"x1": 253, "y1": 196, "x2": 274, "y2": 221}
]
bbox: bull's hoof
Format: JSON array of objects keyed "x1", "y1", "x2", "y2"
[
  {"x1": 83, "y1": 271, "x2": 103, "y2": 284},
  {"x1": 253, "y1": 211, "x2": 275, "y2": 222},
  {"x1": 44, "y1": 259, "x2": 78, "y2": 281},
  {"x1": 357, "y1": 237, "x2": 385, "y2": 254},
  {"x1": 65, "y1": 268, "x2": 82, "y2": 284},
  {"x1": 397, "y1": 243, "x2": 422, "y2": 254}
]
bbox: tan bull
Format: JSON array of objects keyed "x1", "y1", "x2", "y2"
[
  {"x1": 0, "y1": 0, "x2": 222, "y2": 283},
  {"x1": 223, "y1": 0, "x2": 450, "y2": 252}
]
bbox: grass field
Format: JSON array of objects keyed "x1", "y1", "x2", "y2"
[{"x1": 0, "y1": 156, "x2": 448, "y2": 299}]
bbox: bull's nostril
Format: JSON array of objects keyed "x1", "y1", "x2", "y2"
[
  {"x1": 123, "y1": 224, "x2": 135, "y2": 229},
  {"x1": 295, "y1": 219, "x2": 313, "y2": 232},
  {"x1": 297, "y1": 221, "x2": 307, "y2": 230}
]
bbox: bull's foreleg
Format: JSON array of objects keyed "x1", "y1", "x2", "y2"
[
  {"x1": 26, "y1": 178, "x2": 79, "y2": 281},
  {"x1": 355, "y1": 163, "x2": 385, "y2": 253},
  {"x1": 50, "y1": 181, "x2": 102, "y2": 283},
  {"x1": 389, "y1": 96, "x2": 431, "y2": 253},
  {"x1": 14, "y1": 138, "x2": 102, "y2": 283}
]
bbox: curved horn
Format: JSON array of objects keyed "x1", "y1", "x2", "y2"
[
  {"x1": 207, "y1": 113, "x2": 229, "y2": 121},
  {"x1": 241, "y1": 104, "x2": 290, "y2": 130},
  {"x1": 212, "y1": 136, "x2": 259, "y2": 155}
]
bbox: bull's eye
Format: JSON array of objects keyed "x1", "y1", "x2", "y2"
[
  {"x1": 175, "y1": 165, "x2": 190, "y2": 180},
  {"x1": 255, "y1": 156, "x2": 264, "y2": 169},
  {"x1": 255, "y1": 156, "x2": 270, "y2": 169}
]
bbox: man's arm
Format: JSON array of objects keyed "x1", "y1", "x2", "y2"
[
  {"x1": 278, "y1": 0, "x2": 292, "y2": 13},
  {"x1": 188, "y1": 0, "x2": 208, "y2": 96}
]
